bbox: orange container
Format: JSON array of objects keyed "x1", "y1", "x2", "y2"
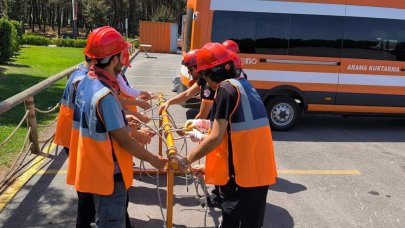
[{"x1": 139, "y1": 21, "x2": 178, "y2": 53}]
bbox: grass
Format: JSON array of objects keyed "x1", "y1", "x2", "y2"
[{"x1": 0, "y1": 46, "x2": 84, "y2": 167}]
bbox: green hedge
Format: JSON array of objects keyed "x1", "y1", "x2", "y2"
[
  {"x1": 0, "y1": 18, "x2": 18, "y2": 63},
  {"x1": 52, "y1": 38, "x2": 87, "y2": 48},
  {"x1": 127, "y1": 38, "x2": 140, "y2": 48},
  {"x1": 22, "y1": 34, "x2": 51, "y2": 46},
  {"x1": 10, "y1": 20, "x2": 23, "y2": 45},
  {"x1": 22, "y1": 34, "x2": 87, "y2": 48}
]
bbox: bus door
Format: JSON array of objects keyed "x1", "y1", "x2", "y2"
[{"x1": 336, "y1": 16, "x2": 405, "y2": 114}]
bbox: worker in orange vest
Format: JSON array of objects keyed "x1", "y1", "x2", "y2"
[
  {"x1": 159, "y1": 49, "x2": 215, "y2": 120},
  {"x1": 74, "y1": 26, "x2": 167, "y2": 227},
  {"x1": 54, "y1": 54, "x2": 95, "y2": 227},
  {"x1": 180, "y1": 42, "x2": 277, "y2": 228},
  {"x1": 54, "y1": 56, "x2": 90, "y2": 155}
]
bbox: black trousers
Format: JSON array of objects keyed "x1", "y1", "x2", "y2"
[
  {"x1": 76, "y1": 191, "x2": 96, "y2": 228},
  {"x1": 219, "y1": 178, "x2": 269, "y2": 228},
  {"x1": 68, "y1": 154, "x2": 131, "y2": 227},
  {"x1": 63, "y1": 147, "x2": 69, "y2": 156}
]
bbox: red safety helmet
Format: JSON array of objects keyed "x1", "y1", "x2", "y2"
[
  {"x1": 122, "y1": 49, "x2": 131, "y2": 67},
  {"x1": 223, "y1": 40, "x2": 240, "y2": 53},
  {"x1": 84, "y1": 26, "x2": 131, "y2": 59},
  {"x1": 182, "y1": 49, "x2": 199, "y2": 68},
  {"x1": 229, "y1": 51, "x2": 242, "y2": 69},
  {"x1": 196, "y1": 42, "x2": 233, "y2": 72}
]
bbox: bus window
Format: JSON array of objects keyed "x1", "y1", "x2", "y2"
[
  {"x1": 184, "y1": 8, "x2": 193, "y2": 52},
  {"x1": 256, "y1": 14, "x2": 290, "y2": 55},
  {"x1": 289, "y1": 14, "x2": 343, "y2": 58},
  {"x1": 212, "y1": 11, "x2": 256, "y2": 53},
  {"x1": 342, "y1": 17, "x2": 405, "y2": 61}
]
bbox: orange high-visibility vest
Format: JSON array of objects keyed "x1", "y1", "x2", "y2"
[
  {"x1": 54, "y1": 64, "x2": 87, "y2": 148},
  {"x1": 205, "y1": 78, "x2": 277, "y2": 187},
  {"x1": 67, "y1": 110, "x2": 80, "y2": 185},
  {"x1": 67, "y1": 80, "x2": 137, "y2": 186},
  {"x1": 72, "y1": 75, "x2": 133, "y2": 195}
]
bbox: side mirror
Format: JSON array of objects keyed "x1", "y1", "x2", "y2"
[{"x1": 193, "y1": 12, "x2": 199, "y2": 20}]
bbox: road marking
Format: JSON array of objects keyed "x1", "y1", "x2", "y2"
[
  {"x1": 37, "y1": 170, "x2": 67, "y2": 175},
  {"x1": 0, "y1": 143, "x2": 56, "y2": 213},
  {"x1": 278, "y1": 169, "x2": 361, "y2": 175},
  {"x1": 35, "y1": 169, "x2": 361, "y2": 175}
]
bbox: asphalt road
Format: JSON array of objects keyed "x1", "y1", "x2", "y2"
[{"x1": 0, "y1": 52, "x2": 404, "y2": 228}]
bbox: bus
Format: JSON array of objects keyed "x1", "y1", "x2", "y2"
[{"x1": 178, "y1": 0, "x2": 405, "y2": 130}]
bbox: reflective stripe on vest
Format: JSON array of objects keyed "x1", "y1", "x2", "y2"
[
  {"x1": 72, "y1": 76, "x2": 133, "y2": 195},
  {"x1": 205, "y1": 78, "x2": 277, "y2": 187},
  {"x1": 54, "y1": 64, "x2": 87, "y2": 148}
]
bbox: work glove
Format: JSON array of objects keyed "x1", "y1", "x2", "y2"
[
  {"x1": 184, "y1": 119, "x2": 210, "y2": 132},
  {"x1": 186, "y1": 129, "x2": 206, "y2": 142}
]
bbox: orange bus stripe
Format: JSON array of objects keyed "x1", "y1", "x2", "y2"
[
  {"x1": 245, "y1": 63, "x2": 340, "y2": 73},
  {"x1": 309, "y1": 104, "x2": 405, "y2": 113},
  {"x1": 240, "y1": 55, "x2": 405, "y2": 75},
  {"x1": 251, "y1": 81, "x2": 338, "y2": 92},
  {"x1": 276, "y1": 0, "x2": 405, "y2": 9},
  {"x1": 308, "y1": 104, "x2": 335, "y2": 112},
  {"x1": 335, "y1": 105, "x2": 405, "y2": 113},
  {"x1": 238, "y1": 54, "x2": 341, "y2": 62},
  {"x1": 251, "y1": 80, "x2": 405, "y2": 96},
  {"x1": 337, "y1": 85, "x2": 405, "y2": 96}
]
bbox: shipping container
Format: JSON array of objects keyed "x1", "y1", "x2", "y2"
[{"x1": 139, "y1": 21, "x2": 178, "y2": 53}]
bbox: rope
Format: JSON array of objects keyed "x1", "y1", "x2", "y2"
[
  {"x1": 35, "y1": 102, "x2": 60, "y2": 114},
  {"x1": 0, "y1": 127, "x2": 32, "y2": 189},
  {"x1": 37, "y1": 116, "x2": 58, "y2": 128},
  {"x1": 176, "y1": 154, "x2": 210, "y2": 228},
  {"x1": 0, "y1": 110, "x2": 29, "y2": 148},
  {"x1": 149, "y1": 116, "x2": 162, "y2": 121},
  {"x1": 140, "y1": 104, "x2": 161, "y2": 114},
  {"x1": 156, "y1": 170, "x2": 167, "y2": 228},
  {"x1": 138, "y1": 122, "x2": 169, "y2": 150}
]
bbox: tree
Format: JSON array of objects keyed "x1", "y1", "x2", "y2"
[
  {"x1": 0, "y1": 18, "x2": 17, "y2": 63},
  {"x1": 150, "y1": 4, "x2": 177, "y2": 23},
  {"x1": 3, "y1": 0, "x2": 26, "y2": 21},
  {"x1": 1, "y1": 0, "x2": 187, "y2": 38},
  {"x1": 83, "y1": 0, "x2": 111, "y2": 30}
]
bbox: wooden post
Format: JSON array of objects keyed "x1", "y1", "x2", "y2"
[{"x1": 24, "y1": 96, "x2": 40, "y2": 154}]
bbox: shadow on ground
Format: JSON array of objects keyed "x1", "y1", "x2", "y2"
[
  {"x1": 264, "y1": 202, "x2": 294, "y2": 228},
  {"x1": 1, "y1": 153, "x2": 75, "y2": 227},
  {"x1": 269, "y1": 177, "x2": 307, "y2": 194}
]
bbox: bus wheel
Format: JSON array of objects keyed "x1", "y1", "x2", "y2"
[{"x1": 266, "y1": 96, "x2": 301, "y2": 131}]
